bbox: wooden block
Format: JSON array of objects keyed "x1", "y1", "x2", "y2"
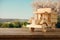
[{"x1": 51, "y1": 18, "x2": 57, "y2": 22}]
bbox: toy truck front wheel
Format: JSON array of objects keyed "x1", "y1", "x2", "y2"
[{"x1": 29, "y1": 27, "x2": 35, "y2": 32}]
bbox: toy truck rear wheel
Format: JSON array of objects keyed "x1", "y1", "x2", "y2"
[
  {"x1": 31, "y1": 28, "x2": 35, "y2": 32},
  {"x1": 42, "y1": 24, "x2": 47, "y2": 32},
  {"x1": 51, "y1": 23, "x2": 56, "y2": 30},
  {"x1": 42, "y1": 29, "x2": 47, "y2": 32}
]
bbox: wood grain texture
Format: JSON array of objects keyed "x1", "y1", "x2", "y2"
[{"x1": 0, "y1": 28, "x2": 59, "y2": 40}]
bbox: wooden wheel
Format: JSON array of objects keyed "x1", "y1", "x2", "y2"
[
  {"x1": 42, "y1": 29, "x2": 47, "y2": 32},
  {"x1": 31, "y1": 28, "x2": 35, "y2": 32},
  {"x1": 51, "y1": 23, "x2": 56, "y2": 30},
  {"x1": 42, "y1": 24, "x2": 47, "y2": 32}
]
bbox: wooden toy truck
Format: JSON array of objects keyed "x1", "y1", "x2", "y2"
[{"x1": 27, "y1": 8, "x2": 58, "y2": 32}]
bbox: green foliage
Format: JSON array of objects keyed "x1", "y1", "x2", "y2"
[
  {"x1": 56, "y1": 15, "x2": 60, "y2": 28},
  {"x1": 9, "y1": 23, "x2": 14, "y2": 28},
  {"x1": 21, "y1": 21, "x2": 28, "y2": 28},
  {"x1": 0, "y1": 23, "x2": 2, "y2": 27},
  {"x1": 23, "y1": 22, "x2": 28, "y2": 26},
  {"x1": 58, "y1": 16, "x2": 60, "y2": 23},
  {"x1": 0, "y1": 20, "x2": 28, "y2": 28},
  {"x1": 1, "y1": 23, "x2": 9, "y2": 28},
  {"x1": 8, "y1": 21, "x2": 22, "y2": 28}
]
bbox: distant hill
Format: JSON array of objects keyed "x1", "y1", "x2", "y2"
[
  {"x1": 0, "y1": 18, "x2": 28, "y2": 23},
  {"x1": 19, "y1": 19, "x2": 28, "y2": 22}
]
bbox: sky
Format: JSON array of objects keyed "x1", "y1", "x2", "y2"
[
  {"x1": 0, "y1": 0, "x2": 58, "y2": 19},
  {"x1": 0, "y1": 0, "x2": 33, "y2": 19}
]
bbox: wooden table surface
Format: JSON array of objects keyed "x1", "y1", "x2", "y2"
[{"x1": 0, "y1": 28, "x2": 60, "y2": 40}]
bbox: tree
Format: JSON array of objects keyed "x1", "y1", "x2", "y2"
[
  {"x1": 9, "y1": 23, "x2": 14, "y2": 28},
  {"x1": 1, "y1": 23, "x2": 9, "y2": 28},
  {"x1": 0, "y1": 23, "x2": 2, "y2": 27},
  {"x1": 13, "y1": 21, "x2": 22, "y2": 28},
  {"x1": 23, "y1": 22, "x2": 28, "y2": 26}
]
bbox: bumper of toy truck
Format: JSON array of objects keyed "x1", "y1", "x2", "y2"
[{"x1": 27, "y1": 24, "x2": 43, "y2": 28}]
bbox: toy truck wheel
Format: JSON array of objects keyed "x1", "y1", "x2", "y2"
[
  {"x1": 42, "y1": 26, "x2": 47, "y2": 32},
  {"x1": 31, "y1": 28, "x2": 35, "y2": 32},
  {"x1": 51, "y1": 26, "x2": 56, "y2": 31},
  {"x1": 42, "y1": 24, "x2": 47, "y2": 32},
  {"x1": 51, "y1": 23, "x2": 56, "y2": 30},
  {"x1": 42, "y1": 29, "x2": 47, "y2": 32}
]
